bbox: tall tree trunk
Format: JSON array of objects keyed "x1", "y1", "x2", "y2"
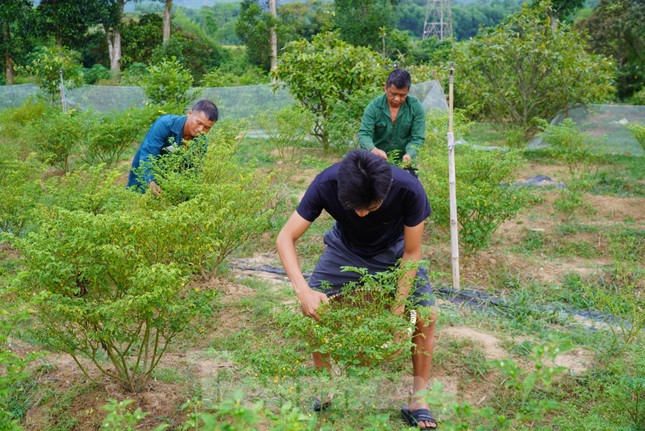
[
  {"x1": 56, "y1": 27, "x2": 63, "y2": 47},
  {"x1": 2, "y1": 22, "x2": 14, "y2": 85},
  {"x1": 5, "y1": 53, "x2": 15, "y2": 85},
  {"x1": 269, "y1": 0, "x2": 277, "y2": 77},
  {"x1": 106, "y1": 25, "x2": 122, "y2": 76},
  {"x1": 106, "y1": 0, "x2": 125, "y2": 77},
  {"x1": 163, "y1": 0, "x2": 172, "y2": 45}
]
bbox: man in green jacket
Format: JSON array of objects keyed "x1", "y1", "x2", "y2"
[{"x1": 358, "y1": 68, "x2": 426, "y2": 166}]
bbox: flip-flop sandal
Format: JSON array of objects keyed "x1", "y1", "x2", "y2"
[
  {"x1": 312, "y1": 396, "x2": 331, "y2": 412},
  {"x1": 401, "y1": 406, "x2": 437, "y2": 429}
]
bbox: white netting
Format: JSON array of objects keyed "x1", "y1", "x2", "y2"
[
  {"x1": 0, "y1": 84, "x2": 41, "y2": 110},
  {"x1": 408, "y1": 80, "x2": 448, "y2": 111},
  {"x1": 529, "y1": 104, "x2": 645, "y2": 157},
  {"x1": 67, "y1": 85, "x2": 147, "y2": 112},
  {"x1": 0, "y1": 80, "x2": 447, "y2": 117}
]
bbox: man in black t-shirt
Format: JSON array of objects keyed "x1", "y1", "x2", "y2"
[{"x1": 276, "y1": 150, "x2": 437, "y2": 429}]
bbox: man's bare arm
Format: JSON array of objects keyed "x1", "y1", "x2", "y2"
[
  {"x1": 276, "y1": 211, "x2": 329, "y2": 319},
  {"x1": 395, "y1": 221, "x2": 425, "y2": 314}
]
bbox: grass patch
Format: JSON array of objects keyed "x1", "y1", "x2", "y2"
[
  {"x1": 151, "y1": 367, "x2": 186, "y2": 384},
  {"x1": 589, "y1": 169, "x2": 645, "y2": 197},
  {"x1": 463, "y1": 122, "x2": 506, "y2": 146}
]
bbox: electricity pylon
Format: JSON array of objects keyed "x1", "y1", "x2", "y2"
[{"x1": 422, "y1": 0, "x2": 452, "y2": 40}]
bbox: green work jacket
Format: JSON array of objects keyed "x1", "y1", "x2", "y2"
[{"x1": 358, "y1": 94, "x2": 426, "y2": 161}]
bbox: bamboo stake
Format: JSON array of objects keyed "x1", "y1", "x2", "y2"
[
  {"x1": 59, "y1": 69, "x2": 67, "y2": 112},
  {"x1": 447, "y1": 63, "x2": 460, "y2": 290}
]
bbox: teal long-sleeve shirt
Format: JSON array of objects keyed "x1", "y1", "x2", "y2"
[
  {"x1": 127, "y1": 114, "x2": 207, "y2": 193},
  {"x1": 358, "y1": 94, "x2": 426, "y2": 161}
]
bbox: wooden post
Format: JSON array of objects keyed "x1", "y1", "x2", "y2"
[{"x1": 447, "y1": 63, "x2": 460, "y2": 290}]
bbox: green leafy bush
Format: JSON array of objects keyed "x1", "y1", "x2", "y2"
[
  {"x1": 101, "y1": 399, "x2": 152, "y2": 431},
  {"x1": 22, "y1": 46, "x2": 84, "y2": 103},
  {"x1": 277, "y1": 31, "x2": 387, "y2": 150},
  {"x1": 256, "y1": 105, "x2": 314, "y2": 164},
  {"x1": 0, "y1": 98, "x2": 51, "y2": 139},
  {"x1": 120, "y1": 62, "x2": 149, "y2": 86},
  {"x1": 140, "y1": 57, "x2": 195, "y2": 106},
  {"x1": 607, "y1": 358, "x2": 645, "y2": 431},
  {"x1": 631, "y1": 88, "x2": 645, "y2": 106},
  {"x1": 201, "y1": 66, "x2": 270, "y2": 87},
  {"x1": 419, "y1": 110, "x2": 532, "y2": 253},
  {"x1": 40, "y1": 166, "x2": 134, "y2": 215},
  {"x1": 7, "y1": 126, "x2": 277, "y2": 391},
  {"x1": 83, "y1": 64, "x2": 111, "y2": 85},
  {"x1": 277, "y1": 262, "x2": 431, "y2": 376},
  {"x1": 109, "y1": 394, "x2": 316, "y2": 431},
  {"x1": 425, "y1": 339, "x2": 571, "y2": 430},
  {"x1": 147, "y1": 120, "x2": 276, "y2": 270},
  {"x1": 0, "y1": 314, "x2": 36, "y2": 431},
  {"x1": 0, "y1": 154, "x2": 44, "y2": 236},
  {"x1": 150, "y1": 30, "x2": 225, "y2": 84},
  {"x1": 0, "y1": 99, "x2": 56, "y2": 165},
  {"x1": 326, "y1": 87, "x2": 379, "y2": 151},
  {"x1": 627, "y1": 123, "x2": 645, "y2": 152},
  {"x1": 10, "y1": 200, "x2": 218, "y2": 392},
  {"x1": 454, "y1": 1, "x2": 615, "y2": 133},
  {"x1": 538, "y1": 118, "x2": 597, "y2": 217},
  {"x1": 83, "y1": 105, "x2": 160, "y2": 168},
  {"x1": 538, "y1": 118, "x2": 595, "y2": 175},
  {"x1": 29, "y1": 108, "x2": 91, "y2": 172}
]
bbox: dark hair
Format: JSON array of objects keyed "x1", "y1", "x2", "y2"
[
  {"x1": 386, "y1": 68, "x2": 411, "y2": 90},
  {"x1": 192, "y1": 99, "x2": 219, "y2": 121},
  {"x1": 338, "y1": 150, "x2": 392, "y2": 210}
]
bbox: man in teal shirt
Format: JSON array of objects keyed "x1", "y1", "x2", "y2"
[
  {"x1": 127, "y1": 99, "x2": 218, "y2": 194},
  {"x1": 358, "y1": 68, "x2": 426, "y2": 166}
]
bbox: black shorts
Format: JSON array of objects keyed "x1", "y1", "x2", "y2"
[{"x1": 308, "y1": 227, "x2": 434, "y2": 307}]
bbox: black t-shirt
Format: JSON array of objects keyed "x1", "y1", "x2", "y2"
[{"x1": 296, "y1": 163, "x2": 431, "y2": 256}]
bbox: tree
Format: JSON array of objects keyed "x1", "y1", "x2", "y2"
[
  {"x1": 120, "y1": 11, "x2": 224, "y2": 82},
  {"x1": 455, "y1": 1, "x2": 615, "y2": 134},
  {"x1": 278, "y1": 0, "x2": 333, "y2": 43},
  {"x1": 140, "y1": 56, "x2": 193, "y2": 106},
  {"x1": 334, "y1": 0, "x2": 395, "y2": 50},
  {"x1": 181, "y1": 3, "x2": 241, "y2": 45},
  {"x1": 395, "y1": 1, "x2": 425, "y2": 38},
  {"x1": 451, "y1": 1, "x2": 520, "y2": 40},
  {"x1": 98, "y1": 0, "x2": 141, "y2": 76},
  {"x1": 277, "y1": 31, "x2": 387, "y2": 150},
  {"x1": 121, "y1": 13, "x2": 163, "y2": 67},
  {"x1": 35, "y1": 0, "x2": 104, "y2": 49},
  {"x1": 0, "y1": 0, "x2": 34, "y2": 85},
  {"x1": 235, "y1": 0, "x2": 273, "y2": 70},
  {"x1": 576, "y1": 0, "x2": 644, "y2": 100},
  {"x1": 151, "y1": 29, "x2": 224, "y2": 83},
  {"x1": 23, "y1": 45, "x2": 84, "y2": 103}
]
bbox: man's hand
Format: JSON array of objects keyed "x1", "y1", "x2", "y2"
[
  {"x1": 370, "y1": 148, "x2": 388, "y2": 160},
  {"x1": 296, "y1": 287, "x2": 329, "y2": 320},
  {"x1": 402, "y1": 154, "x2": 412, "y2": 165},
  {"x1": 149, "y1": 181, "x2": 162, "y2": 195}
]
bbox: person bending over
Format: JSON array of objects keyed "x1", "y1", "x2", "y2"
[
  {"x1": 276, "y1": 149, "x2": 438, "y2": 429},
  {"x1": 127, "y1": 99, "x2": 218, "y2": 194}
]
